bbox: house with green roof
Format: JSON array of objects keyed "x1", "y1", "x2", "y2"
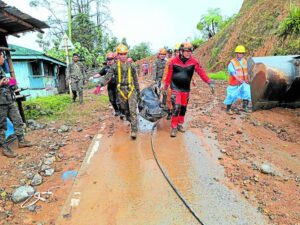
[{"x1": 8, "y1": 44, "x2": 67, "y2": 98}]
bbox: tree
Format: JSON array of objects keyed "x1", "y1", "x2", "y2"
[
  {"x1": 196, "y1": 8, "x2": 223, "y2": 39},
  {"x1": 30, "y1": 0, "x2": 114, "y2": 67},
  {"x1": 127, "y1": 42, "x2": 152, "y2": 61}
]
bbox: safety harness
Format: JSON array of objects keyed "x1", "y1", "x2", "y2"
[{"x1": 117, "y1": 61, "x2": 134, "y2": 100}]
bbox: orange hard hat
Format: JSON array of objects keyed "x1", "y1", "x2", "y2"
[
  {"x1": 158, "y1": 48, "x2": 167, "y2": 55},
  {"x1": 180, "y1": 42, "x2": 194, "y2": 51},
  {"x1": 116, "y1": 44, "x2": 128, "y2": 54},
  {"x1": 127, "y1": 57, "x2": 133, "y2": 63},
  {"x1": 106, "y1": 52, "x2": 114, "y2": 60}
]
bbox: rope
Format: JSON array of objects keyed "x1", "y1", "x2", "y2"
[
  {"x1": 20, "y1": 186, "x2": 61, "y2": 209},
  {"x1": 150, "y1": 122, "x2": 206, "y2": 225}
]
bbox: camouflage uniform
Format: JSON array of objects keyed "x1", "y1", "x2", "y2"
[
  {"x1": 100, "y1": 61, "x2": 140, "y2": 133},
  {"x1": 152, "y1": 59, "x2": 167, "y2": 88},
  {"x1": 0, "y1": 67, "x2": 29, "y2": 157},
  {"x1": 66, "y1": 61, "x2": 86, "y2": 103}
]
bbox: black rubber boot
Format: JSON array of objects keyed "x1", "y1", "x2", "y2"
[
  {"x1": 166, "y1": 111, "x2": 172, "y2": 120},
  {"x1": 131, "y1": 130, "x2": 137, "y2": 139},
  {"x1": 72, "y1": 91, "x2": 77, "y2": 102},
  {"x1": 79, "y1": 92, "x2": 83, "y2": 104},
  {"x1": 242, "y1": 100, "x2": 249, "y2": 112},
  {"x1": 226, "y1": 105, "x2": 233, "y2": 115},
  {"x1": 17, "y1": 136, "x2": 33, "y2": 148},
  {"x1": 1, "y1": 144, "x2": 17, "y2": 158}
]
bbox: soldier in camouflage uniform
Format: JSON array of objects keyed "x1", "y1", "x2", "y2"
[
  {"x1": 66, "y1": 53, "x2": 86, "y2": 104},
  {"x1": 99, "y1": 44, "x2": 140, "y2": 139},
  {"x1": 152, "y1": 48, "x2": 167, "y2": 88},
  {"x1": 0, "y1": 51, "x2": 32, "y2": 158}
]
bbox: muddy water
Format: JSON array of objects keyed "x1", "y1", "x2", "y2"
[{"x1": 57, "y1": 117, "x2": 267, "y2": 225}]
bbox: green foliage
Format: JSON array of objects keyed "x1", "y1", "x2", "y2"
[
  {"x1": 278, "y1": 4, "x2": 300, "y2": 38},
  {"x1": 191, "y1": 38, "x2": 205, "y2": 48},
  {"x1": 197, "y1": 8, "x2": 223, "y2": 39},
  {"x1": 208, "y1": 71, "x2": 227, "y2": 80},
  {"x1": 219, "y1": 14, "x2": 236, "y2": 31},
  {"x1": 127, "y1": 42, "x2": 152, "y2": 61},
  {"x1": 24, "y1": 94, "x2": 72, "y2": 119}
]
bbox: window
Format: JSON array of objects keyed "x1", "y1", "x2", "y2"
[
  {"x1": 43, "y1": 62, "x2": 54, "y2": 77},
  {"x1": 30, "y1": 61, "x2": 41, "y2": 76}
]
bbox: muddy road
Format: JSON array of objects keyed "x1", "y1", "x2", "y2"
[
  {"x1": 0, "y1": 80, "x2": 299, "y2": 225},
  {"x1": 56, "y1": 116, "x2": 267, "y2": 225}
]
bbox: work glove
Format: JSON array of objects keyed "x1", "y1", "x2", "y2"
[{"x1": 209, "y1": 80, "x2": 215, "y2": 94}]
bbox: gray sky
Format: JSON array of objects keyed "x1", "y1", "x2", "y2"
[{"x1": 6, "y1": 0, "x2": 243, "y2": 52}]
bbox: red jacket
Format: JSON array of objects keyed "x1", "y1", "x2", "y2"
[{"x1": 165, "y1": 55, "x2": 210, "y2": 92}]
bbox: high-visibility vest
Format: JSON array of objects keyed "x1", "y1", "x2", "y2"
[
  {"x1": 229, "y1": 58, "x2": 248, "y2": 86},
  {"x1": 117, "y1": 61, "x2": 134, "y2": 100}
]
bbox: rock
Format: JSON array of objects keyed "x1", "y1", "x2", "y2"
[
  {"x1": 49, "y1": 144, "x2": 60, "y2": 151},
  {"x1": 236, "y1": 129, "x2": 243, "y2": 134},
  {"x1": 1, "y1": 191, "x2": 7, "y2": 198},
  {"x1": 59, "y1": 125, "x2": 69, "y2": 132},
  {"x1": 57, "y1": 153, "x2": 64, "y2": 159},
  {"x1": 77, "y1": 127, "x2": 83, "y2": 132},
  {"x1": 260, "y1": 163, "x2": 273, "y2": 174},
  {"x1": 43, "y1": 157, "x2": 55, "y2": 165},
  {"x1": 220, "y1": 149, "x2": 227, "y2": 154},
  {"x1": 19, "y1": 179, "x2": 27, "y2": 186},
  {"x1": 26, "y1": 172, "x2": 34, "y2": 179},
  {"x1": 12, "y1": 186, "x2": 35, "y2": 203},
  {"x1": 44, "y1": 168, "x2": 55, "y2": 176},
  {"x1": 31, "y1": 173, "x2": 43, "y2": 186},
  {"x1": 27, "y1": 205, "x2": 37, "y2": 212},
  {"x1": 27, "y1": 119, "x2": 36, "y2": 125},
  {"x1": 40, "y1": 164, "x2": 51, "y2": 172}
]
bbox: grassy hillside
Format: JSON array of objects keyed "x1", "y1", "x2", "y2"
[{"x1": 194, "y1": 0, "x2": 300, "y2": 71}]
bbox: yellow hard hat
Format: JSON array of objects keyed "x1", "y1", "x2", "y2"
[
  {"x1": 116, "y1": 44, "x2": 128, "y2": 54},
  {"x1": 235, "y1": 45, "x2": 246, "y2": 53},
  {"x1": 174, "y1": 43, "x2": 181, "y2": 51}
]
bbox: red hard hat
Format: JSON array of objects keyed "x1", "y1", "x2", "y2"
[{"x1": 106, "y1": 52, "x2": 114, "y2": 60}]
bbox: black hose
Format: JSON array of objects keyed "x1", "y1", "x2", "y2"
[{"x1": 150, "y1": 121, "x2": 206, "y2": 225}]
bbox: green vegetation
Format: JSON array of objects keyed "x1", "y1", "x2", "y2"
[
  {"x1": 208, "y1": 71, "x2": 227, "y2": 80},
  {"x1": 191, "y1": 38, "x2": 205, "y2": 49},
  {"x1": 23, "y1": 94, "x2": 109, "y2": 121},
  {"x1": 128, "y1": 42, "x2": 152, "y2": 61},
  {"x1": 24, "y1": 94, "x2": 71, "y2": 119},
  {"x1": 278, "y1": 4, "x2": 300, "y2": 38}
]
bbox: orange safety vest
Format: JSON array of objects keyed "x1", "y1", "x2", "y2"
[{"x1": 229, "y1": 58, "x2": 248, "y2": 86}]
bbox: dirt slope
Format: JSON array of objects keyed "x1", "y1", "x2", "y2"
[{"x1": 194, "y1": 0, "x2": 300, "y2": 71}]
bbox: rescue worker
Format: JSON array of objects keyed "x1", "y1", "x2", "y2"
[
  {"x1": 142, "y1": 62, "x2": 149, "y2": 76},
  {"x1": 224, "y1": 45, "x2": 251, "y2": 114},
  {"x1": 0, "y1": 50, "x2": 32, "y2": 158},
  {"x1": 161, "y1": 44, "x2": 181, "y2": 120},
  {"x1": 152, "y1": 48, "x2": 167, "y2": 88},
  {"x1": 167, "y1": 49, "x2": 173, "y2": 59},
  {"x1": 127, "y1": 58, "x2": 133, "y2": 63},
  {"x1": 66, "y1": 53, "x2": 87, "y2": 104},
  {"x1": 99, "y1": 52, "x2": 121, "y2": 116},
  {"x1": 98, "y1": 44, "x2": 140, "y2": 139},
  {"x1": 163, "y1": 42, "x2": 214, "y2": 137}
]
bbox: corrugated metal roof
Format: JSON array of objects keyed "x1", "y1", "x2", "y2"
[
  {"x1": 9, "y1": 44, "x2": 66, "y2": 67},
  {"x1": 0, "y1": 0, "x2": 49, "y2": 36}
]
